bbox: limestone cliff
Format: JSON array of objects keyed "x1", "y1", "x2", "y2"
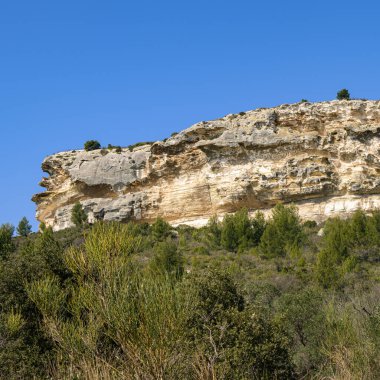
[{"x1": 33, "y1": 100, "x2": 380, "y2": 231}]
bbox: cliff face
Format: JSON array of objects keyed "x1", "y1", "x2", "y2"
[{"x1": 33, "y1": 100, "x2": 380, "y2": 231}]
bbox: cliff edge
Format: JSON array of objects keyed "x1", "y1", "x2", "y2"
[{"x1": 33, "y1": 100, "x2": 380, "y2": 230}]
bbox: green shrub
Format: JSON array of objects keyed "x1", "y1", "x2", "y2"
[
  {"x1": 84, "y1": 140, "x2": 101, "y2": 151},
  {"x1": 350, "y1": 210, "x2": 378, "y2": 247},
  {"x1": 207, "y1": 215, "x2": 221, "y2": 245},
  {"x1": 221, "y1": 213, "x2": 238, "y2": 251},
  {"x1": 0, "y1": 227, "x2": 67, "y2": 379},
  {"x1": 337, "y1": 88, "x2": 350, "y2": 100},
  {"x1": 27, "y1": 223, "x2": 190, "y2": 379},
  {"x1": 151, "y1": 217, "x2": 171, "y2": 241},
  {"x1": 276, "y1": 287, "x2": 326, "y2": 373},
  {"x1": 315, "y1": 218, "x2": 352, "y2": 288},
  {"x1": 220, "y1": 209, "x2": 265, "y2": 252},
  {"x1": 108, "y1": 144, "x2": 122, "y2": 153},
  {"x1": 250, "y1": 210, "x2": 266, "y2": 246},
  {"x1": 0, "y1": 224, "x2": 14, "y2": 258},
  {"x1": 70, "y1": 202, "x2": 87, "y2": 227},
  {"x1": 183, "y1": 270, "x2": 294, "y2": 379},
  {"x1": 259, "y1": 204, "x2": 304, "y2": 257},
  {"x1": 151, "y1": 241, "x2": 184, "y2": 279}
]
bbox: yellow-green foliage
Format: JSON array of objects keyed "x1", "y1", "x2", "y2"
[
  {"x1": 5, "y1": 308, "x2": 25, "y2": 334},
  {"x1": 1, "y1": 206, "x2": 380, "y2": 379},
  {"x1": 28, "y1": 222, "x2": 192, "y2": 379}
]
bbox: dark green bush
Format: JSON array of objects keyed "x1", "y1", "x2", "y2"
[
  {"x1": 315, "y1": 218, "x2": 352, "y2": 288},
  {"x1": 151, "y1": 241, "x2": 184, "y2": 279},
  {"x1": 220, "y1": 213, "x2": 238, "y2": 251},
  {"x1": 0, "y1": 227, "x2": 69, "y2": 379},
  {"x1": 207, "y1": 215, "x2": 221, "y2": 245},
  {"x1": 0, "y1": 224, "x2": 14, "y2": 258},
  {"x1": 220, "y1": 209, "x2": 265, "y2": 252},
  {"x1": 84, "y1": 139, "x2": 101, "y2": 151},
  {"x1": 70, "y1": 202, "x2": 87, "y2": 227},
  {"x1": 337, "y1": 88, "x2": 350, "y2": 100},
  {"x1": 184, "y1": 270, "x2": 294, "y2": 379},
  {"x1": 151, "y1": 217, "x2": 171, "y2": 241},
  {"x1": 259, "y1": 204, "x2": 304, "y2": 257}
]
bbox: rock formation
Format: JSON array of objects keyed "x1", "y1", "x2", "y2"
[{"x1": 33, "y1": 100, "x2": 380, "y2": 231}]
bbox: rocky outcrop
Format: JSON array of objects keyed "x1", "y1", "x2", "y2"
[{"x1": 33, "y1": 100, "x2": 380, "y2": 231}]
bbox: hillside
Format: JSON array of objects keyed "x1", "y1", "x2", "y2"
[
  {"x1": 33, "y1": 100, "x2": 380, "y2": 230},
  {"x1": 1, "y1": 205, "x2": 380, "y2": 379}
]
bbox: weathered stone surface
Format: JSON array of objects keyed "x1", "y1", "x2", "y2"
[{"x1": 33, "y1": 100, "x2": 380, "y2": 231}]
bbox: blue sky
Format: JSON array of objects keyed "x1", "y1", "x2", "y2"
[{"x1": 1, "y1": 0, "x2": 379, "y2": 230}]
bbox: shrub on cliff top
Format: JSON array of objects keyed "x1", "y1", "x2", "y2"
[
  {"x1": 84, "y1": 140, "x2": 101, "y2": 151},
  {"x1": 337, "y1": 88, "x2": 350, "y2": 100}
]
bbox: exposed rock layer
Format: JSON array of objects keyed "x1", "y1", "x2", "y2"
[{"x1": 33, "y1": 100, "x2": 380, "y2": 230}]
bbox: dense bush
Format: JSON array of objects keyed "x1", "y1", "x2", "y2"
[
  {"x1": 259, "y1": 204, "x2": 304, "y2": 257},
  {"x1": 337, "y1": 88, "x2": 350, "y2": 100},
  {"x1": 0, "y1": 223, "x2": 14, "y2": 258},
  {"x1": 84, "y1": 139, "x2": 101, "y2": 151},
  {"x1": 218, "y1": 208, "x2": 265, "y2": 252},
  {"x1": 184, "y1": 270, "x2": 294, "y2": 379},
  {"x1": 151, "y1": 240, "x2": 184, "y2": 279},
  {"x1": 151, "y1": 216, "x2": 171, "y2": 241},
  {"x1": 0, "y1": 227, "x2": 71, "y2": 379},
  {"x1": 316, "y1": 210, "x2": 380, "y2": 288}
]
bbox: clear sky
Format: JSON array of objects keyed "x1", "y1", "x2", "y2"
[{"x1": 1, "y1": 0, "x2": 379, "y2": 230}]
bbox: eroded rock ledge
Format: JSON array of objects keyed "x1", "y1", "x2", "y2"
[{"x1": 33, "y1": 100, "x2": 380, "y2": 230}]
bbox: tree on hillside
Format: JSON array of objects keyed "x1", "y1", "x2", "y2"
[
  {"x1": 71, "y1": 202, "x2": 87, "y2": 227},
  {"x1": 17, "y1": 217, "x2": 32, "y2": 237},
  {"x1": 0, "y1": 224, "x2": 14, "y2": 258},
  {"x1": 259, "y1": 204, "x2": 304, "y2": 257},
  {"x1": 315, "y1": 217, "x2": 353, "y2": 288},
  {"x1": 337, "y1": 89, "x2": 350, "y2": 100}
]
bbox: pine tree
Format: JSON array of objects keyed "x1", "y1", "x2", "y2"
[
  {"x1": 337, "y1": 88, "x2": 350, "y2": 100},
  {"x1": 17, "y1": 217, "x2": 32, "y2": 237},
  {"x1": 259, "y1": 204, "x2": 303, "y2": 257}
]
